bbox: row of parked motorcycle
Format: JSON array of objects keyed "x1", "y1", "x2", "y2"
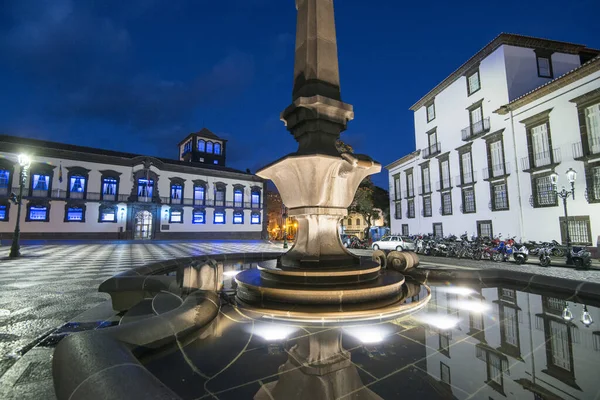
[{"x1": 408, "y1": 233, "x2": 593, "y2": 270}]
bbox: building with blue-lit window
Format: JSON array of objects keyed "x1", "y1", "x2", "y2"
[{"x1": 0, "y1": 128, "x2": 266, "y2": 240}]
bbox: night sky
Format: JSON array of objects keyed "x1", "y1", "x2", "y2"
[{"x1": 1, "y1": 0, "x2": 598, "y2": 189}]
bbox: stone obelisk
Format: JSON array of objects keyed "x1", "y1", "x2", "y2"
[{"x1": 256, "y1": 0, "x2": 380, "y2": 268}]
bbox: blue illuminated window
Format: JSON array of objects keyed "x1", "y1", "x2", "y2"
[
  {"x1": 198, "y1": 139, "x2": 206, "y2": 152},
  {"x1": 32, "y1": 174, "x2": 50, "y2": 195},
  {"x1": 233, "y1": 211, "x2": 243, "y2": 224},
  {"x1": 102, "y1": 177, "x2": 117, "y2": 200},
  {"x1": 251, "y1": 212, "x2": 260, "y2": 224},
  {"x1": 137, "y1": 178, "x2": 154, "y2": 199},
  {"x1": 0, "y1": 170, "x2": 9, "y2": 194},
  {"x1": 171, "y1": 184, "x2": 182, "y2": 202},
  {"x1": 251, "y1": 191, "x2": 260, "y2": 208},
  {"x1": 194, "y1": 185, "x2": 205, "y2": 205},
  {"x1": 66, "y1": 207, "x2": 84, "y2": 222},
  {"x1": 215, "y1": 188, "x2": 225, "y2": 206},
  {"x1": 28, "y1": 205, "x2": 48, "y2": 221},
  {"x1": 192, "y1": 210, "x2": 205, "y2": 224},
  {"x1": 214, "y1": 211, "x2": 225, "y2": 224},
  {"x1": 234, "y1": 189, "x2": 243, "y2": 207},
  {"x1": 206, "y1": 141, "x2": 214, "y2": 153},
  {"x1": 69, "y1": 175, "x2": 86, "y2": 198},
  {"x1": 0, "y1": 205, "x2": 7, "y2": 221},
  {"x1": 214, "y1": 143, "x2": 221, "y2": 155},
  {"x1": 182, "y1": 140, "x2": 192, "y2": 155},
  {"x1": 170, "y1": 209, "x2": 183, "y2": 223},
  {"x1": 100, "y1": 207, "x2": 116, "y2": 222}
]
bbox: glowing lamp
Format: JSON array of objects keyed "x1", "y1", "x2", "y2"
[
  {"x1": 581, "y1": 305, "x2": 593, "y2": 327},
  {"x1": 565, "y1": 168, "x2": 577, "y2": 183},
  {"x1": 561, "y1": 305, "x2": 573, "y2": 321},
  {"x1": 549, "y1": 172, "x2": 559, "y2": 186},
  {"x1": 18, "y1": 154, "x2": 31, "y2": 168}
]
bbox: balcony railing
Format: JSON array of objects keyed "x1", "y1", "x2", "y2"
[
  {"x1": 455, "y1": 171, "x2": 477, "y2": 186},
  {"x1": 572, "y1": 136, "x2": 600, "y2": 159},
  {"x1": 422, "y1": 142, "x2": 441, "y2": 159},
  {"x1": 461, "y1": 117, "x2": 490, "y2": 141},
  {"x1": 418, "y1": 184, "x2": 432, "y2": 195},
  {"x1": 403, "y1": 189, "x2": 415, "y2": 198},
  {"x1": 483, "y1": 162, "x2": 511, "y2": 180},
  {"x1": 521, "y1": 148, "x2": 561, "y2": 171},
  {"x1": 436, "y1": 178, "x2": 452, "y2": 191}
]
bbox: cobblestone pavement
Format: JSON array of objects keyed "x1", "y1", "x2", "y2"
[{"x1": 0, "y1": 240, "x2": 284, "y2": 397}]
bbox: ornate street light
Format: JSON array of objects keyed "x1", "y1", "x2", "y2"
[
  {"x1": 550, "y1": 169, "x2": 577, "y2": 265},
  {"x1": 9, "y1": 154, "x2": 31, "y2": 258}
]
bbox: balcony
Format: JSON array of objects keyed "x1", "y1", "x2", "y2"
[
  {"x1": 436, "y1": 178, "x2": 452, "y2": 191},
  {"x1": 422, "y1": 142, "x2": 441, "y2": 159},
  {"x1": 461, "y1": 118, "x2": 490, "y2": 141},
  {"x1": 455, "y1": 171, "x2": 477, "y2": 187},
  {"x1": 521, "y1": 148, "x2": 561, "y2": 172},
  {"x1": 483, "y1": 162, "x2": 511, "y2": 180},
  {"x1": 418, "y1": 184, "x2": 432, "y2": 195},
  {"x1": 572, "y1": 137, "x2": 600, "y2": 160},
  {"x1": 403, "y1": 189, "x2": 415, "y2": 198}
]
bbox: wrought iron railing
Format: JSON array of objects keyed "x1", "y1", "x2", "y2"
[
  {"x1": 482, "y1": 162, "x2": 511, "y2": 180},
  {"x1": 521, "y1": 148, "x2": 561, "y2": 170},
  {"x1": 461, "y1": 117, "x2": 490, "y2": 141},
  {"x1": 455, "y1": 171, "x2": 477, "y2": 186},
  {"x1": 422, "y1": 142, "x2": 441, "y2": 159}
]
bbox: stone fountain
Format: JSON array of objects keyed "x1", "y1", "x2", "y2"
[{"x1": 234, "y1": 0, "x2": 421, "y2": 322}]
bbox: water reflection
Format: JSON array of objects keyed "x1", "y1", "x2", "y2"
[{"x1": 147, "y1": 262, "x2": 600, "y2": 399}]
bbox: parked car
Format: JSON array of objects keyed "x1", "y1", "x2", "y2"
[
  {"x1": 372, "y1": 236, "x2": 416, "y2": 251},
  {"x1": 340, "y1": 234, "x2": 359, "y2": 247}
]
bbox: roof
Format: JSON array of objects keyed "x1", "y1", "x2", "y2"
[
  {"x1": 0, "y1": 134, "x2": 255, "y2": 178},
  {"x1": 409, "y1": 33, "x2": 598, "y2": 111},
  {"x1": 384, "y1": 150, "x2": 421, "y2": 171},
  {"x1": 177, "y1": 128, "x2": 226, "y2": 146},
  {"x1": 495, "y1": 56, "x2": 600, "y2": 114}
]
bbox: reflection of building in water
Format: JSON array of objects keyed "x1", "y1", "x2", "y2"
[{"x1": 424, "y1": 286, "x2": 600, "y2": 399}]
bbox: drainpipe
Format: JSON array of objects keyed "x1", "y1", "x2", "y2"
[{"x1": 507, "y1": 108, "x2": 526, "y2": 242}]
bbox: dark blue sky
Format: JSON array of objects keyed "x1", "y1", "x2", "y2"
[{"x1": 1, "y1": 0, "x2": 598, "y2": 188}]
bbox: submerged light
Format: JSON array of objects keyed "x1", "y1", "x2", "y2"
[
  {"x1": 581, "y1": 305, "x2": 593, "y2": 327},
  {"x1": 562, "y1": 305, "x2": 574, "y2": 321}
]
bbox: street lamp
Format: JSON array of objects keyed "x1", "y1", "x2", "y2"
[
  {"x1": 9, "y1": 154, "x2": 31, "y2": 258},
  {"x1": 550, "y1": 168, "x2": 577, "y2": 265}
]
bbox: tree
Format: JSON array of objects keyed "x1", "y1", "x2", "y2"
[{"x1": 349, "y1": 178, "x2": 381, "y2": 240}]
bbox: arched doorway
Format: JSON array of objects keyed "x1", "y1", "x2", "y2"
[{"x1": 134, "y1": 210, "x2": 153, "y2": 240}]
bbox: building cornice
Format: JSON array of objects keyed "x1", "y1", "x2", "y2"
[
  {"x1": 410, "y1": 33, "x2": 597, "y2": 112},
  {"x1": 495, "y1": 57, "x2": 600, "y2": 114},
  {"x1": 384, "y1": 150, "x2": 421, "y2": 171}
]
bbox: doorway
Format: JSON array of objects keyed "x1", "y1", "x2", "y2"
[{"x1": 134, "y1": 210, "x2": 153, "y2": 240}]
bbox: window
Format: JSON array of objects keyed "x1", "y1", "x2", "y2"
[
  {"x1": 194, "y1": 185, "x2": 205, "y2": 205},
  {"x1": 433, "y1": 223, "x2": 443, "y2": 238},
  {"x1": 589, "y1": 166, "x2": 600, "y2": 202},
  {"x1": 477, "y1": 220, "x2": 493, "y2": 239},
  {"x1": 0, "y1": 204, "x2": 7, "y2": 221},
  {"x1": 462, "y1": 188, "x2": 476, "y2": 213},
  {"x1": 214, "y1": 211, "x2": 225, "y2": 224},
  {"x1": 536, "y1": 53, "x2": 553, "y2": 78},
  {"x1": 206, "y1": 141, "x2": 214, "y2": 153},
  {"x1": 422, "y1": 166, "x2": 431, "y2": 193},
  {"x1": 192, "y1": 209, "x2": 205, "y2": 224},
  {"x1": 347, "y1": 218, "x2": 352, "y2": 226},
  {"x1": 215, "y1": 185, "x2": 226, "y2": 206},
  {"x1": 251, "y1": 212, "x2": 261, "y2": 224},
  {"x1": 198, "y1": 139, "x2": 206, "y2": 152},
  {"x1": 442, "y1": 192, "x2": 452, "y2": 215},
  {"x1": 233, "y1": 211, "x2": 244, "y2": 224},
  {"x1": 470, "y1": 105, "x2": 483, "y2": 132},
  {"x1": 402, "y1": 224, "x2": 409, "y2": 236},
  {"x1": 531, "y1": 123, "x2": 552, "y2": 167},
  {"x1": 489, "y1": 140, "x2": 506, "y2": 178},
  {"x1": 28, "y1": 205, "x2": 48, "y2": 222},
  {"x1": 234, "y1": 188, "x2": 244, "y2": 208},
  {"x1": 407, "y1": 199, "x2": 415, "y2": 218},
  {"x1": 426, "y1": 130, "x2": 439, "y2": 156},
  {"x1": 585, "y1": 103, "x2": 600, "y2": 154},
  {"x1": 593, "y1": 332, "x2": 600, "y2": 352},
  {"x1": 102, "y1": 177, "x2": 118, "y2": 200},
  {"x1": 182, "y1": 140, "x2": 192, "y2": 155},
  {"x1": 440, "y1": 160, "x2": 450, "y2": 189},
  {"x1": 355, "y1": 218, "x2": 361, "y2": 226},
  {"x1": 66, "y1": 206, "x2": 84, "y2": 222},
  {"x1": 423, "y1": 196, "x2": 432, "y2": 217},
  {"x1": 439, "y1": 332, "x2": 450, "y2": 357},
  {"x1": 440, "y1": 362, "x2": 451, "y2": 384},
  {"x1": 492, "y1": 182, "x2": 509, "y2": 211},
  {"x1": 559, "y1": 215, "x2": 592, "y2": 245},
  {"x1": 251, "y1": 191, "x2": 261, "y2": 208},
  {"x1": 170, "y1": 184, "x2": 183, "y2": 204},
  {"x1": 0, "y1": 169, "x2": 10, "y2": 196},
  {"x1": 137, "y1": 178, "x2": 154, "y2": 200},
  {"x1": 214, "y1": 143, "x2": 221, "y2": 155},
  {"x1": 426, "y1": 102, "x2": 435, "y2": 122},
  {"x1": 461, "y1": 152, "x2": 473, "y2": 184},
  {"x1": 169, "y1": 209, "x2": 183, "y2": 223},
  {"x1": 533, "y1": 175, "x2": 557, "y2": 207},
  {"x1": 467, "y1": 70, "x2": 480, "y2": 95},
  {"x1": 99, "y1": 206, "x2": 117, "y2": 222},
  {"x1": 394, "y1": 202, "x2": 402, "y2": 219},
  {"x1": 406, "y1": 171, "x2": 414, "y2": 197},
  {"x1": 393, "y1": 174, "x2": 401, "y2": 200},
  {"x1": 32, "y1": 174, "x2": 50, "y2": 196}
]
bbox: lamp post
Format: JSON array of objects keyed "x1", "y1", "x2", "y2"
[
  {"x1": 9, "y1": 154, "x2": 31, "y2": 258},
  {"x1": 550, "y1": 168, "x2": 577, "y2": 265}
]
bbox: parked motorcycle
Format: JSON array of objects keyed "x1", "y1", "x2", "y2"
[
  {"x1": 570, "y1": 247, "x2": 592, "y2": 270},
  {"x1": 512, "y1": 243, "x2": 529, "y2": 265}
]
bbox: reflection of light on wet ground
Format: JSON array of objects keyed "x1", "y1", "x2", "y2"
[
  {"x1": 414, "y1": 313, "x2": 460, "y2": 330},
  {"x1": 449, "y1": 300, "x2": 491, "y2": 313},
  {"x1": 344, "y1": 326, "x2": 391, "y2": 344},
  {"x1": 251, "y1": 324, "x2": 297, "y2": 341},
  {"x1": 435, "y1": 286, "x2": 476, "y2": 296}
]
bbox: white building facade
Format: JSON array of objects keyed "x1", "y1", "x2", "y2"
[
  {"x1": 387, "y1": 33, "x2": 600, "y2": 249},
  {"x1": 0, "y1": 129, "x2": 266, "y2": 241}
]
